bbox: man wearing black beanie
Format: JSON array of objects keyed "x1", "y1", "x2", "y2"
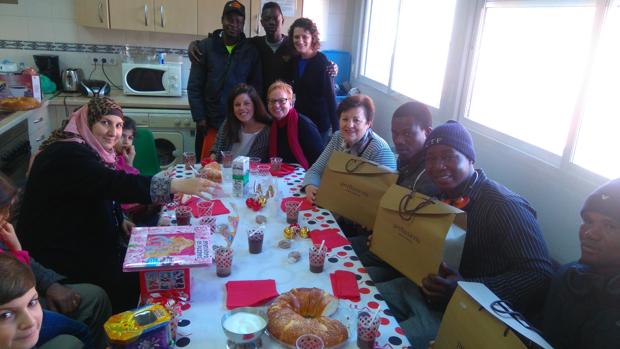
[
  {"x1": 377, "y1": 121, "x2": 553, "y2": 349},
  {"x1": 543, "y1": 178, "x2": 620, "y2": 349}
]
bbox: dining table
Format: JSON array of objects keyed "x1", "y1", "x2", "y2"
[{"x1": 146, "y1": 163, "x2": 412, "y2": 349}]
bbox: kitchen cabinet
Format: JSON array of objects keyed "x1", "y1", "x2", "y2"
[
  {"x1": 108, "y1": 0, "x2": 197, "y2": 35},
  {"x1": 197, "y1": 0, "x2": 251, "y2": 37},
  {"x1": 28, "y1": 103, "x2": 52, "y2": 152},
  {"x1": 76, "y1": 0, "x2": 110, "y2": 29},
  {"x1": 249, "y1": 0, "x2": 303, "y2": 37},
  {"x1": 48, "y1": 105, "x2": 76, "y2": 131}
]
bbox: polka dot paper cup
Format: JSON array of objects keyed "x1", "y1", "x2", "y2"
[
  {"x1": 214, "y1": 247, "x2": 233, "y2": 277},
  {"x1": 309, "y1": 244, "x2": 328, "y2": 273},
  {"x1": 295, "y1": 334, "x2": 324, "y2": 349},
  {"x1": 175, "y1": 206, "x2": 192, "y2": 226},
  {"x1": 357, "y1": 311, "x2": 380, "y2": 349}
]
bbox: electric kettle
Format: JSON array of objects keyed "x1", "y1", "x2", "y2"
[{"x1": 61, "y1": 68, "x2": 84, "y2": 92}]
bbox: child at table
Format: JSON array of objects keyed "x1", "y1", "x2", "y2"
[
  {"x1": 115, "y1": 116, "x2": 139, "y2": 175},
  {"x1": 1, "y1": 174, "x2": 93, "y2": 348},
  {"x1": 0, "y1": 240, "x2": 92, "y2": 348},
  {"x1": 114, "y1": 116, "x2": 160, "y2": 227}
]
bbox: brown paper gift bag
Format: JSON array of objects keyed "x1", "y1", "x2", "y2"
[
  {"x1": 434, "y1": 282, "x2": 553, "y2": 349},
  {"x1": 315, "y1": 151, "x2": 398, "y2": 229},
  {"x1": 370, "y1": 184, "x2": 467, "y2": 286}
]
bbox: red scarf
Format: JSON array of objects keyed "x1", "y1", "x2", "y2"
[{"x1": 269, "y1": 108, "x2": 309, "y2": 169}]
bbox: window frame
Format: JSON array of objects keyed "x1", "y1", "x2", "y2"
[
  {"x1": 457, "y1": 0, "x2": 614, "y2": 181},
  {"x1": 357, "y1": 0, "x2": 456, "y2": 108}
]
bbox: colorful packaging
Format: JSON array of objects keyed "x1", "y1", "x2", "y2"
[
  {"x1": 104, "y1": 304, "x2": 173, "y2": 349},
  {"x1": 232, "y1": 156, "x2": 249, "y2": 198},
  {"x1": 0, "y1": 73, "x2": 42, "y2": 102}
]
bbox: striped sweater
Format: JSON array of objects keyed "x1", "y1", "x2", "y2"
[
  {"x1": 460, "y1": 170, "x2": 553, "y2": 314},
  {"x1": 302, "y1": 130, "x2": 397, "y2": 187}
]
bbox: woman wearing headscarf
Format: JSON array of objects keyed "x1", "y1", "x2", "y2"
[{"x1": 18, "y1": 97, "x2": 219, "y2": 312}]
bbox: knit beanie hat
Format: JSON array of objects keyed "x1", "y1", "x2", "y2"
[
  {"x1": 424, "y1": 120, "x2": 476, "y2": 162},
  {"x1": 581, "y1": 178, "x2": 620, "y2": 222}
]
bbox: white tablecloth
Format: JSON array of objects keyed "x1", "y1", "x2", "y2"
[{"x1": 160, "y1": 164, "x2": 411, "y2": 349}]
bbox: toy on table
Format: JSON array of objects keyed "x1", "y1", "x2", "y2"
[
  {"x1": 124, "y1": 225, "x2": 213, "y2": 303},
  {"x1": 104, "y1": 304, "x2": 172, "y2": 349},
  {"x1": 283, "y1": 223, "x2": 310, "y2": 239},
  {"x1": 140, "y1": 268, "x2": 190, "y2": 301},
  {"x1": 226, "y1": 203, "x2": 240, "y2": 248},
  {"x1": 245, "y1": 183, "x2": 275, "y2": 211}
]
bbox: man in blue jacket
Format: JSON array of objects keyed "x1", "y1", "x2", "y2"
[{"x1": 187, "y1": 0, "x2": 262, "y2": 160}]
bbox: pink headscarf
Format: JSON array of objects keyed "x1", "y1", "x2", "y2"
[{"x1": 64, "y1": 105, "x2": 117, "y2": 165}]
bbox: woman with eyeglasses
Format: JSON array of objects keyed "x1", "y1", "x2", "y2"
[
  {"x1": 302, "y1": 94, "x2": 396, "y2": 203},
  {"x1": 209, "y1": 83, "x2": 271, "y2": 162},
  {"x1": 266, "y1": 81, "x2": 323, "y2": 169}
]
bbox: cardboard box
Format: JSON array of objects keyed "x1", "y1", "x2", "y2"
[{"x1": 0, "y1": 73, "x2": 42, "y2": 102}]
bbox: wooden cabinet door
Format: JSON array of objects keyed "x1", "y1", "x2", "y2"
[
  {"x1": 249, "y1": 0, "x2": 303, "y2": 37},
  {"x1": 76, "y1": 0, "x2": 110, "y2": 28},
  {"x1": 154, "y1": 0, "x2": 198, "y2": 35},
  {"x1": 197, "y1": 0, "x2": 251, "y2": 37},
  {"x1": 109, "y1": 0, "x2": 155, "y2": 32}
]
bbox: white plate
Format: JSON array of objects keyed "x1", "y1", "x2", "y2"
[{"x1": 264, "y1": 304, "x2": 355, "y2": 349}]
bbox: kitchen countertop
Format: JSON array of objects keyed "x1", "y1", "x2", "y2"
[
  {"x1": 0, "y1": 106, "x2": 40, "y2": 135},
  {"x1": 47, "y1": 89, "x2": 190, "y2": 109}
]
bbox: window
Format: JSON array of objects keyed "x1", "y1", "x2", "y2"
[
  {"x1": 573, "y1": 3, "x2": 620, "y2": 178},
  {"x1": 360, "y1": 0, "x2": 457, "y2": 107},
  {"x1": 463, "y1": 0, "x2": 620, "y2": 178}
]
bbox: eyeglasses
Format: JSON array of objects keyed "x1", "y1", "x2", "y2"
[
  {"x1": 268, "y1": 98, "x2": 288, "y2": 105},
  {"x1": 489, "y1": 300, "x2": 543, "y2": 336}
]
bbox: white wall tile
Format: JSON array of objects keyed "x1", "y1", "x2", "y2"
[
  {"x1": 53, "y1": 19, "x2": 79, "y2": 43},
  {"x1": 51, "y1": 0, "x2": 76, "y2": 19},
  {"x1": 0, "y1": 15, "x2": 29, "y2": 40},
  {"x1": 78, "y1": 26, "x2": 126, "y2": 45},
  {"x1": 0, "y1": 0, "x2": 28, "y2": 16},
  {"x1": 27, "y1": 17, "x2": 55, "y2": 42},
  {"x1": 26, "y1": 0, "x2": 53, "y2": 18},
  {"x1": 124, "y1": 30, "x2": 152, "y2": 46},
  {"x1": 149, "y1": 32, "x2": 196, "y2": 50}
]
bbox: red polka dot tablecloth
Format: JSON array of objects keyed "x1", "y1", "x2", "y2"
[{"x1": 164, "y1": 164, "x2": 411, "y2": 349}]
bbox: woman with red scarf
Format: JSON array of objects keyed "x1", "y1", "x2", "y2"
[{"x1": 267, "y1": 80, "x2": 323, "y2": 169}]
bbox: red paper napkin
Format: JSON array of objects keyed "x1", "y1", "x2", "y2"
[
  {"x1": 309, "y1": 229, "x2": 350, "y2": 251},
  {"x1": 330, "y1": 270, "x2": 360, "y2": 301},
  {"x1": 270, "y1": 163, "x2": 296, "y2": 177},
  {"x1": 185, "y1": 197, "x2": 230, "y2": 218},
  {"x1": 225, "y1": 279, "x2": 279, "y2": 309},
  {"x1": 280, "y1": 197, "x2": 314, "y2": 212}
]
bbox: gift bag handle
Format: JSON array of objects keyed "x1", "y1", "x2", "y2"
[
  {"x1": 398, "y1": 169, "x2": 436, "y2": 221},
  {"x1": 398, "y1": 192, "x2": 435, "y2": 221},
  {"x1": 345, "y1": 158, "x2": 369, "y2": 173}
]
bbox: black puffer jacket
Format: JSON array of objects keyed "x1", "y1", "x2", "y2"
[{"x1": 187, "y1": 30, "x2": 263, "y2": 129}]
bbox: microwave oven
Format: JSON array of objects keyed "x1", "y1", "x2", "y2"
[{"x1": 122, "y1": 62, "x2": 182, "y2": 97}]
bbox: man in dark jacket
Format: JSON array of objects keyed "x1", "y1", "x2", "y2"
[
  {"x1": 189, "y1": 2, "x2": 336, "y2": 101},
  {"x1": 543, "y1": 178, "x2": 620, "y2": 349},
  {"x1": 377, "y1": 121, "x2": 553, "y2": 349},
  {"x1": 187, "y1": 0, "x2": 262, "y2": 159}
]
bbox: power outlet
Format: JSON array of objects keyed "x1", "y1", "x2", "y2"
[{"x1": 90, "y1": 55, "x2": 117, "y2": 66}]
